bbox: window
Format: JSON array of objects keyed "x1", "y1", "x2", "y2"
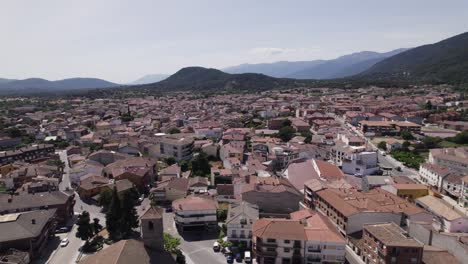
[
  {"x1": 284, "y1": 248, "x2": 290, "y2": 253},
  {"x1": 267, "y1": 238, "x2": 276, "y2": 243},
  {"x1": 284, "y1": 240, "x2": 290, "y2": 244},
  {"x1": 148, "y1": 221, "x2": 154, "y2": 230}
]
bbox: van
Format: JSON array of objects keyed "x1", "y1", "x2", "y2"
[
  {"x1": 244, "y1": 251, "x2": 251, "y2": 263},
  {"x1": 213, "y1": 241, "x2": 220, "y2": 252}
]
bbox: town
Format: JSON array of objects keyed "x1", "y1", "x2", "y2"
[{"x1": 0, "y1": 84, "x2": 467, "y2": 264}]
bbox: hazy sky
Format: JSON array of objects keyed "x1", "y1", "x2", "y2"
[{"x1": 1, "y1": 0, "x2": 467, "y2": 83}]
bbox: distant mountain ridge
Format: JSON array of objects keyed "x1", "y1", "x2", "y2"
[
  {"x1": 223, "y1": 48, "x2": 408, "y2": 79},
  {"x1": 359, "y1": 32, "x2": 468, "y2": 83},
  {"x1": 0, "y1": 77, "x2": 118, "y2": 93},
  {"x1": 130, "y1": 74, "x2": 170, "y2": 85},
  {"x1": 137, "y1": 66, "x2": 310, "y2": 92}
]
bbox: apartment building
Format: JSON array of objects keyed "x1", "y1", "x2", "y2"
[
  {"x1": 418, "y1": 163, "x2": 450, "y2": 189},
  {"x1": 415, "y1": 195, "x2": 468, "y2": 233},
  {"x1": 226, "y1": 201, "x2": 259, "y2": 247},
  {"x1": 252, "y1": 209, "x2": 346, "y2": 264},
  {"x1": 0, "y1": 191, "x2": 75, "y2": 225},
  {"x1": 458, "y1": 176, "x2": 468, "y2": 208},
  {"x1": 429, "y1": 148, "x2": 468, "y2": 173},
  {"x1": 172, "y1": 196, "x2": 217, "y2": 232},
  {"x1": 0, "y1": 144, "x2": 55, "y2": 166},
  {"x1": 0, "y1": 209, "x2": 57, "y2": 258},
  {"x1": 359, "y1": 223, "x2": 423, "y2": 264},
  {"x1": 153, "y1": 135, "x2": 194, "y2": 161},
  {"x1": 313, "y1": 188, "x2": 431, "y2": 235}
]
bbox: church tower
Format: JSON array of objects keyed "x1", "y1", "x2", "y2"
[{"x1": 140, "y1": 206, "x2": 164, "y2": 250}]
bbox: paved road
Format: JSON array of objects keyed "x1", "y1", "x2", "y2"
[
  {"x1": 163, "y1": 211, "x2": 228, "y2": 264},
  {"x1": 45, "y1": 150, "x2": 106, "y2": 264}
]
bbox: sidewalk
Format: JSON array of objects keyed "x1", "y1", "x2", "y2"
[{"x1": 441, "y1": 194, "x2": 468, "y2": 217}]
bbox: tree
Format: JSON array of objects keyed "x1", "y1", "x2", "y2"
[
  {"x1": 76, "y1": 211, "x2": 94, "y2": 245},
  {"x1": 447, "y1": 131, "x2": 468, "y2": 144},
  {"x1": 402, "y1": 141, "x2": 411, "y2": 151},
  {"x1": 423, "y1": 136, "x2": 442, "y2": 149},
  {"x1": 165, "y1": 157, "x2": 177, "y2": 166},
  {"x1": 179, "y1": 160, "x2": 189, "y2": 172},
  {"x1": 281, "y1": 119, "x2": 292, "y2": 128},
  {"x1": 106, "y1": 187, "x2": 122, "y2": 240},
  {"x1": 401, "y1": 131, "x2": 415, "y2": 140},
  {"x1": 6, "y1": 127, "x2": 22, "y2": 138},
  {"x1": 425, "y1": 100, "x2": 433, "y2": 110},
  {"x1": 92, "y1": 218, "x2": 103, "y2": 236},
  {"x1": 217, "y1": 208, "x2": 227, "y2": 222},
  {"x1": 163, "y1": 233, "x2": 181, "y2": 253},
  {"x1": 168, "y1": 127, "x2": 181, "y2": 134},
  {"x1": 98, "y1": 189, "x2": 113, "y2": 211},
  {"x1": 377, "y1": 141, "x2": 387, "y2": 151},
  {"x1": 278, "y1": 126, "x2": 296, "y2": 142},
  {"x1": 191, "y1": 152, "x2": 211, "y2": 176},
  {"x1": 120, "y1": 191, "x2": 139, "y2": 238}
]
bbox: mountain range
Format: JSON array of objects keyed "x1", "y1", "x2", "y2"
[
  {"x1": 223, "y1": 48, "x2": 408, "y2": 79},
  {"x1": 0, "y1": 78, "x2": 118, "y2": 94},
  {"x1": 136, "y1": 66, "x2": 309, "y2": 92},
  {"x1": 130, "y1": 74, "x2": 170, "y2": 85},
  {"x1": 1, "y1": 31, "x2": 467, "y2": 95},
  {"x1": 359, "y1": 32, "x2": 468, "y2": 83}
]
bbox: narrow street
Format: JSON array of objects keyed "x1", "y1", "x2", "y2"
[{"x1": 45, "y1": 150, "x2": 106, "y2": 264}]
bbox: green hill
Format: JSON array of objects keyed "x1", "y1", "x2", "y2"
[{"x1": 359, "y1": 32, "x2": 468, "y2": 84}]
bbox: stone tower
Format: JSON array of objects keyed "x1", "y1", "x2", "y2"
[{"x1": 140, "y1": 206, "x2": 164, "y2": 250}]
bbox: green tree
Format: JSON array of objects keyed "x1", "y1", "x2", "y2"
[
  {"x1": 278, "y1": 126, "x2": 296, "y2": 142},
  {"x1": 425, "y1": 100, "x2": 433, "y2": 110},
  {"x1": 217, "y1": 208, "x2": 227, "y2": 222},
  {"x1": 179, "y1": 160, "x2": 189, "y2": 172},
  {"x1": 191, "y1": 152, "x2": 211, "y2": 176},
  {"x1": 120, "y1": 191, "x2": 139, "y2": 238},
  {"x1": 402, "y1": 141, "x2": 411, "y2": 151},
  {"x1": 377, "y1": 141, "x2": 387, "y2": 151},
  {"x1": 106, "y1": 187, "x2": 122, "y2": 240},
  {"x1": 447, "y1": 131, "x2": 468, "y2": 144},
  {"x1": 163, "y1": 233, "x2": 181, "y2": 253},
  {"x1": 423, "y1": 136, "x2": 442, "y2": 149},
  {"x1": 281, "y1": 119, "x2": 292, "y2": 128},
  {"x1": 6, "y1": 127, "x2": 23, "y2": 138},
  {"x1": 76, "y1": 211, "x2": 94, "y2": 245},
  {"x1": 98, "y1": 189, "x2": 113, "y2": 211},
  {"x1": 165, "y1": 157, "x2": 177, "y2": 166},
  {"x1": 400, "y1": 131, "x2": 415, "y2": 140},
  {"x1": 92, "y1": 218, "x2": 103, "y2": 236},
  {"x1": 168, "y1": 127, "x2": 181, "y2": 134}
]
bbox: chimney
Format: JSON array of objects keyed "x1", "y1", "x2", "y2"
[{"x1": 31, "y1": 219, "x2": 36, "y2": 225}]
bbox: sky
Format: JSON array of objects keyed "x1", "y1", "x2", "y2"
[{"x1": 1, "y1": 0, "x2": 467, "y2": 83}]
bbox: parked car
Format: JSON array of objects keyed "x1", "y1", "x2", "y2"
[
  {"x1": 226, "y1": 254, "x2": 233, "y2": 263},
  {"x1": 138, "y1": 194, "x2": 145, "y2": 203},
  {"x1": 244, "y1": 251, "x2": 251, "y2": 263},
  {"x1": 396, "y1": 166, "x2": 402, "y2": 172},
  {"x1": 60, "y1": 238, "x2": 69, "y2": 247},
  {"x1": 165, "y1": 207, "x2": 173, "y2": 213},
  {"x1": 213, "y1": 241, "x2": 220, "y2": 252},
  {"x1": 235, "y1": 252, "x2": 242, "y2": 262},
  {"x1": 55, "y1": 226, "x2": 70, "y2": 233}
]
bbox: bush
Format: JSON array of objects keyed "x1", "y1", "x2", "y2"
[
  {"x1": 377, "y1": 141, "x2": 387, "y2": 150},
  {"x1": 401, "y1": 131, "x2": 414, "y2": 140},
  {"x1": 390, "y1": 150, "x2": 425, "y2": 169}
]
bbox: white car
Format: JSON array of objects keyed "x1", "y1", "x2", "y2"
[{"x1": 60, "y1": 238, "x2": 69, "y2": 247}]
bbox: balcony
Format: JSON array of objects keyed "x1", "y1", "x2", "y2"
[{"x1": 253, "y1": 247, "x2": 277, "y2": 257}]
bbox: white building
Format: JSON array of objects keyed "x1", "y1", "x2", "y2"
[
  {"x1": 226, "y1": 201, "x2": 259, "y2": 247},
  {"x1": 418, "y1": 163, "x2": 450, "y2": 189}
]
